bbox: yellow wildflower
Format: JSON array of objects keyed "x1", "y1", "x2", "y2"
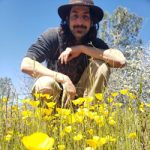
[
  {"x1": 111, "y1": 92, "x2": 119, "y2": 97},
  {"x1": 73, "y1": 133, "x2": 83, "y2": 141},
  {"x1": 146, "y1": 103, "x2": 150, "y2": 108},
  {"x1": 56, "y1": 108, "x2": 71, "y2": 116},
  {"x1": 108, "y1": 117, "x2": 116, "y2": 126},
  {"x1": 86, "y1": 139, "x2": 98, "y2": 149},
  {"x1": 72, "y1": 97, "x2": 85, "y2": 105},
  {"x1": 64, "y1": 126, "x2": 72, "y2": 133},
  {"x1": 22, "y1": 98, "x2": 31, "y2": 104},
  {"x1": 29, "y1": 100, "x2": 40, "y2": 107},
  {"x1": 21, "y1": 110, "x2": 32, "y2": 119},
  {"x1": 77, "y1": 108, "x2": 88, "y2": 116},
  {"x1": 60, "y1": 131, "x2": 65, "y2": 137},
  {"x1": 139, "y1": 102, "x2": 145, "y2": 112},
  {"x1": 68, "y1": 114, "x2": 76, "y2": 124},
  {"x1": 128, "y1": 132, "x2": 137, "y2": 139},
  {"x1": 128, "y1": 92, "x2": 136, "y2": 100},
  {"x1": 120, "y1": 89, "x2": 128, "y2": 95},
  {"x1": 12, "y1": 105, "x2": 18, "y2": 111},
  {"x1": 112, "y1": 102, "x2": 123, "y2": 107},
  {"x1": 42, "y1": 108, "x2": 53, "y2": 116},
  {"x1": 22, "y1": 132, "x2": 54, "y2": 150},
  {"x1": 105, "y1": 135, "x2": 116, "y2": 142},
  {"x1": 94, "y1": 115, "x2": 105, "y2": 127},
  {"x1": 34, "y1": 93, "x2": 53, "y2": 100},
  {"x1": 58, "y1": 144, "x2": 66, "y2": 150},
  {"x1": 107, "y1": 97, "x2": 114, "y2": 103},
  {"x1": 2, "y1": 97, "x2": 8, "y2": 102},
  {"x1": 87, "y1": 129, "x2": 94, "y2": 135},
  {"x1": 45, "y1": 102, "x2": 56, "y2": 108},
  {"x1": 95, "y1": 93, "x2": 103, "y2": 102},
  {"x1": 5, "y1": 134, "x2": 12, "y2": 141},
  {"x1": 87, "y1": 136, "x2": 108, "y2": 149},
  {"x1": 84, "y1": 97, "x2": 94, "y2": 103},
  {"x1": 99, "y1": 104, "x2": 107, "y2": 114},
  {"x1": 98, "y1": 137, "x2": 107, "y2": 146}
]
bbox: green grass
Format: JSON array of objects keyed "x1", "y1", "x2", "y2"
[{"x1": 0, "y1": 89, "x2": 150, "y2": 150}]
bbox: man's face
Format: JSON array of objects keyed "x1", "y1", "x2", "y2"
[{"x1": 69, "y1": 5, "x2": 91, "y2": 42}]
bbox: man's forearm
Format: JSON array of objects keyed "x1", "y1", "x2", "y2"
[
  {"x1": 80, "y1": 45, "x2": 126, "y2": 68},
  {"x1": 20, "y1": 57, "x2": 68, "y2": 84}
]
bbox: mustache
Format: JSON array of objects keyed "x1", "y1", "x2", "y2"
[{"x1": 73, "y1": 25, "x2": 87, "y2": 29}]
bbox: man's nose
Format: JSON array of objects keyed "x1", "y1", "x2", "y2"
[{"x1": 76, "y1": 16, "x2": 84, "y2": 25}]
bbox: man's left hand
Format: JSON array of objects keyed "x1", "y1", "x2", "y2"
[{"x1": 58, "y1": 46, "x2": 82, "y2": 64}]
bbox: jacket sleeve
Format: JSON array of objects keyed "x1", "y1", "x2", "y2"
[{"x1": 25, "y1": 28, "x2": 59, "y2": 63}]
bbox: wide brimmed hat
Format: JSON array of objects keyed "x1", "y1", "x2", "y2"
[{"x1": 58, "y1": 0, "x2": 104, "y2": 24}]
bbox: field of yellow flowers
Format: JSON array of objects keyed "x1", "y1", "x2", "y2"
[{"x1": 0, "y1": 89, "x2": 150, "y2": 150}]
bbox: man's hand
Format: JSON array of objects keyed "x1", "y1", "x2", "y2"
[
  {"x1": 58, "y1": 47, "x2": 82, "y2": 64},
  {"x1": 61, "y1": 76, "x2": 76, "y2": 107}
]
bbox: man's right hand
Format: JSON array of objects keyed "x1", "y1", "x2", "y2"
[{"x1": 61, "y1": 76, "x2": 76, "y2": 107}]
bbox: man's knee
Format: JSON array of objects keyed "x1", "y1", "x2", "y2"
[
  {"x1": 32, "y1": 76, "x2": 62, "y2": 95},
  {"x1": 91, "y1": 59, "x2": 110, "y2": 77}
]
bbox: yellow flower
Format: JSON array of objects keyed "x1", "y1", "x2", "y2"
[
  {"x1": 34, "y1": 93, "x2": 53, "y2": 100},
  {"x1": 21, "y1": 110, "x2": 32, "y2": 119},
  {"x1": 98, "y1": 137, "x2": 107, "y2": 146},
  {"x1": 45, "y1": 102, "x2": 56, "y2": 108},
  {"x1": 87, "y1": 129, "x2": 94, "y2": 135},
  {"x1": 77, "y1": 108, "x2": 88, "y2": 116},
  {"x1": 22, "y1": 132, "x2": 54, "y2": 150},
  {"x1": 112, "y1": 102, "x2": 123, "y2": 107},
  {"x1": 107, "y1": 97, "x2": 114, "y2": 103},
  {"x1": 94, "y1": 115, "x2": 105, "y2": 127},
  {"x1": 120, "y1": 89, "x2": 128, "y2": 95},
  {"x1": 139, "y1": 102, "x2": 145, "y2": 112},
  {"x1": 84, "y1": 97, "x2": 94, "y2": 103},
  {"x1": 29, "y1": 100, "x2": 40, "y2": 107},
  {"x1": 5, "y1": 134, "x2": 12, "y2": 141},
  {"x1": 72, "y1": 97, "x2": 85, "y2": 105},
  {"x1": 105, "y1": 135, "x2": 116, "y2": 142},
  {"x1": 64, "y1": 126, "x2": 72, "y2": 133},
  {"x1": 86, "y1": 139, "x2": 98, "y2": 149},
  {"x1": 108, "y1": 117, "x2": 116, "y2": 126},
  {"x1": 56, "y1": 108, "x2": 71, "y2": 116},
  {"x1": 95, "y1": 93, "x2": 103, "y2": 101},
  {"x1": 111, "y1": 92, "x2": 119, "y2": 97},
  {"x1": 22, "y1": 98, "x2": 31, "y2": 104},
  {"x1": 12, "y1": 105, "x2": 18, "y2": 111},
  {"x1": 59, "y1": 131, "x2": 65, "y2": 137},
  {"x1": 73, "y1": 133, "x2": 83, "y2": 141},
  {"x1": 58, "y1": 144, "x2": 65, "y2": 150},
  {"x1": 2, "y1": 97, "x2": 8, "y2": 102},
  {"x1": 128, "y1": 132, "x2": 137, "y2": 139},
  {"x1": 128, "y1": 92, "x2": 136, "y2": 100},
  {"x1": 87, "y1": 136, "x2": 107, "y2": 149},
  {"x1": 99, "y1": 104, "x2": 107, "y2": 114},
  {"x1": 146, "y1": 103, "x2": 150, "y2": 108}
]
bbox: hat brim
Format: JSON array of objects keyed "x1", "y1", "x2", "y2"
[{"x1": 58, "y1": 3, "x2": 104, "y2": 24}]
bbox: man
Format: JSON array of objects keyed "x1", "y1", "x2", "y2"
[{"x1": 21, "y1": 0, "x2": 126, "y2": 107}]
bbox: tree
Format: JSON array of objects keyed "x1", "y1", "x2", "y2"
[
  {"x1": 99, "y1": 7, "x2": 149, "y2": 102},
  {"x1": 0, "y1": 77, "x2": 16, "y2": 103},
  {"x1": 99, "y1": 7, "x2": 143, "y2": 50}
]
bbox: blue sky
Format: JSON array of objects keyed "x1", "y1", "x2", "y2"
[{"x1": 0, "y1": 0, "x2": 149, "y2": 92}]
